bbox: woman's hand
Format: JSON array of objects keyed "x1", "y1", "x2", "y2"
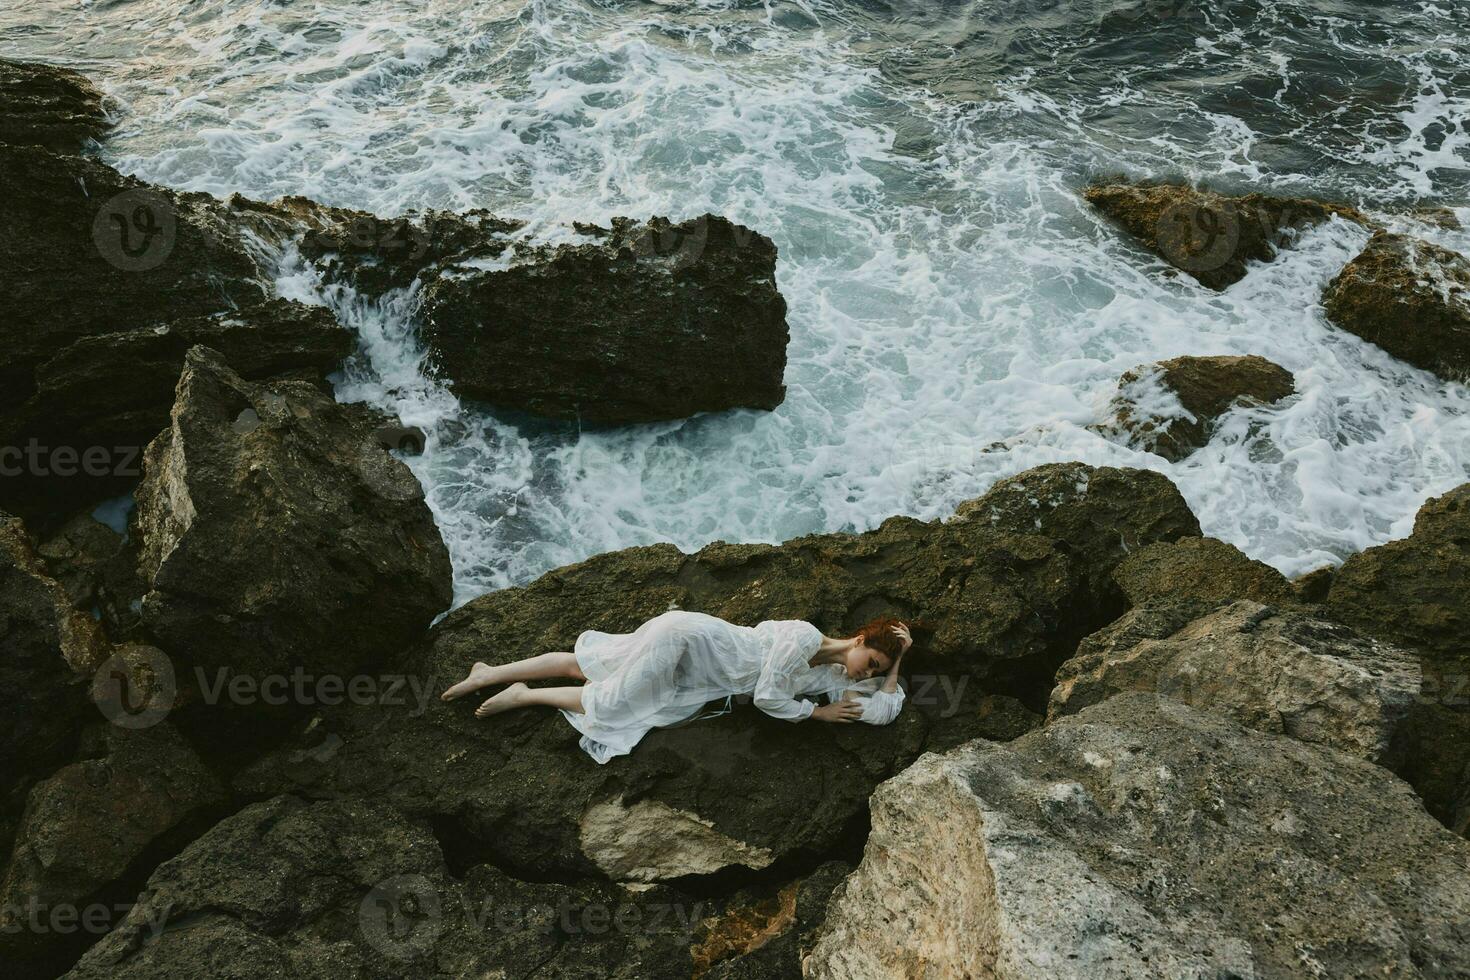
[
  {"x1": 812, "y1": 699, "x2": 864, "y2": 723},
  {"x1": 892, "y1": 623, "x2": 913, "y2": 653}
]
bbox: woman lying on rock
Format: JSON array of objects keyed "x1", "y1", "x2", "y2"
[{"x1": 441, "y1": 612, "x2": 914, "y2": 763}]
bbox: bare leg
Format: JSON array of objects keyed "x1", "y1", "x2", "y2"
[
  {"x1": 441, "y1": 652, "x2": 584, "y2": 701},
  {"x1": 475, "y1": 682, "x2": 585, "y2": 718}
]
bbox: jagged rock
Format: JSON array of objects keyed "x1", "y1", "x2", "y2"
[
  {"x1": 954, "y1": 462, "x2": 1202, "y2": 612},
  {"x1": 3, "y1": 299, "x2": 354, "y2": 497},
  {"x1": 1292, "y1": 563, "x2": 1336, "y2": 603},
  {"x1": 417, "y1": 214, "x2": 790, "y2": 424},
  {"x1": 296, "y1": 203, "x2": 524, "y2": 295},
  {"x1": 806, "y1": 694, "x2": 1470, "y2": 979},
  {"x1": 1086, "y1": 179, "x2": 1366, "y2": 289},
  {"x1": 1049, "y1": 601, "x2": 1421, "y2": 764},
  {"x1": 234, "y1": 464, "x2": 1197, "y2": 885},
  {"x1": 1111, "y1": 536, "x2": 1295, "y2": 608},
  {"x1": 36, "y1": 513, "x2": 123, "y2": 611},
  {"x1": 64, "y1": 796, "x2": 701, "y2": 980},
  {"x1": 0, "y1": 511, "x2": 107, "y2": 806},
  {"x1": 1, "y1": 145, "x2": 267, "y2": 406},
  {"x1": 1326, "y1": 482, "x2": 1470, "y2": 834},
  {"x1": 1100, "y1": 354, "x2": 1295, "y2": 461},
  {"x1": 132, "y1": 347, "x2": 452, "y2": 688},
  {"x1": 0, "y1": 59, "x2": 110, "y2": 153},
  {"x1": 1327, "y1": 483, "x2": 1470, "y2": 660},
  {"x1": 697, "y1": 861, "x2": 850, "y2": 979},
  {"x1": 1323, "y1": 230, "x2": 1470, "y2": 380},
  {"x1": 0, "y1": 723, "x2": 224, "y2": 976}
]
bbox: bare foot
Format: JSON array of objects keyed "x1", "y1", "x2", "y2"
[
  {"x1": 441, "y1": 662, "x2": 500, "y2": 701},
  {"x1": 475, "y1": 682, "x2": 529, "y2": 719}
]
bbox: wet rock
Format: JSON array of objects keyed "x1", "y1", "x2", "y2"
[
  {"x1": 296, "y1": 203, "x2": 524, "y2": 295},
  {"x1": 954, "y1": 461, "x2": 1202, "y2": 613},
  {"x1": 1100, "y1": 354, "x2": 1295, "y2": 461},
  {"x1": 233, "y1": 465, "x2": 1197, "y2": 886},
  {"x1": 3, "y1": 299, "x2": 355, "y2": 506},
  {"x1": 0, "y1": 59, "x2": 111, "y2": 153},
  {"x1": 0, "y1": 723, "x2": 225, "y2": 976},
  {"x1": 1086, "y1": 179, "x2": 1366, "y2": 289},
  {"x1": 806, "y1": 693, "x2": 1470, "y2": 979},
  {"x1": 0, "y1": 511, "x2": 107, "y2": 808},
  {"x1": 65, "y1": 796, "x2": 700, "y2": 980},
  {"x1": 1326, "y1": 482, "x2": 1470, "y2": 833},
  {"x1": 1111, "y1": 536, "x2": 1295, "y2": 608},
  {"x1": 132, "y1": 347, "x2": 452, "y2": 688},
  {"x1": 1049, "y1": 601, "x2": 1421, "y2": 764},
  {"x1": 1323, "y1": 230, "x2": 1470, "y2": 381},
  {"x1": 417, "y1": 214, "x2": 790, "y2": 424}
]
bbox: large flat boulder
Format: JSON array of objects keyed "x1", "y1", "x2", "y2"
[
  {"x1": 416, "y1": 214, "x2": 790, "y2": 424},
  {"x1": 0, "y1": 59, "x2": 110, "y2": 153},
  {"x1": 1049, "y1": 601, "x2": 1421, "y2": 764},
  {"x1": 132, "y1": 346, "x2": 452, "y2": 687},
  {"x1": 63, "y1": 796, "x2": 701, "y2": 980},
  {"x1": 806, "y1": 694, "x2": 1470, "y2": 979},
  {"x1": 235, "y1": 465, "x2": 1199, "y2": 884},
  {"x1": 1323, "y1": 230, "x2": 1470, "y2": 381},
  {"x1": 1085, "y1": 180, "x2": 1365, "y2": 289},
  {"x1": 1099, "y1": 354, "x2": 1295, "y2": 461}
]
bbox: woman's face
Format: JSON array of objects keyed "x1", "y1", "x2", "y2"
[{"x1": 845, "y1": 642, "x2": 893, "y2": 681}]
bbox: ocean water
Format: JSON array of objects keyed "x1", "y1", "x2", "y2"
[{"x1": 5, "y1": 0, "x2": 1468, "y2": 606}]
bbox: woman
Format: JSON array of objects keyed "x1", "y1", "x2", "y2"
[{"x1": 441, "y1": 612, "x2": 914, "y2": 764}]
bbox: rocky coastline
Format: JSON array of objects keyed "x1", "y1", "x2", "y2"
[{"x1": 2, "y1": 57, "x2": 1469, "y2": 979}]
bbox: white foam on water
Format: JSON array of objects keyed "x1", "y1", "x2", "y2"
[{"x1": 5, "y1": 0, "x2": 1469, "y2": 605}]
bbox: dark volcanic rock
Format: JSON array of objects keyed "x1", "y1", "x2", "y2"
[
  {"x1": 0, "y1": 145, "x2": 268, "y2": 409},
  {"x1": 808, "y1": 694, "x2": 1470, "y2": 978},
  {"x1": 1101, "y1": 354, "x2": 1296, "y2": 461},
  {"x1": 953, "y1": 462, "x2": 1203, "y2": 613},
  {"x1": 418, "y1": 214, "x2": 790, "y2": 424},
  {"x1": 0, "y1": 511, "x2": 107, "y2": 809},
  {"x1": 1323, "y1": 230, "x2": 1470, "y2": 380},
  {"x1": 1086, "y1": 179, "x2": 1366, "y2": 289},
  {"x1": 2, "y1": 299, "x2": 354, "y2": 491},
  {"x1": 65, "y1": 796, "x2": 700, "y2": 980},
  {"x1": 1049, "y1": 601, "x2": 1421, "y2": 765},
  {"x1": 235, "y1": 464, "x2": 1198, "y2": 884},
  {"x1": 1111, "y1": 536, "x2": 1295, "y2": 608},
  {"x1": 132, "y1": 347, "x2": 452, "y2": 688},
  {"x1": 1325, "y1": 482, "x2": 1470, "y2": 834},
  {"x1": 0, "y1": 723, "x2": 225, "y2": 976},
  {"x1": 37, "y1": 513, "x2": 124, "y2": 610},
  {"x1": 0, "y1": 59, "x2": 111, "y2": 153},
  {"x1": 297, "y1": 203, "x2": 524, "y2": 295}
]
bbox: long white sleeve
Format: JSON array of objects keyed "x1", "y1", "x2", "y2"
[
  {"x1": 840, "y1": 678, "x2": 906, "y2": 726},
  {"x1": 753, "y1": 620, "x2": 824, "y2": 722},
  {"x1": 753, "y1": 693, "x2": 816, "y2": 722}
]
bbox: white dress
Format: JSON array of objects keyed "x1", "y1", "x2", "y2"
[{"x1": 561, "y1": 610, "x2": 906, "y2": 764}]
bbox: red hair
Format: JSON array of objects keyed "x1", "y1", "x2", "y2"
[{"x1": 852, "y1": 616, "x2": 911, "y2": 661}]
